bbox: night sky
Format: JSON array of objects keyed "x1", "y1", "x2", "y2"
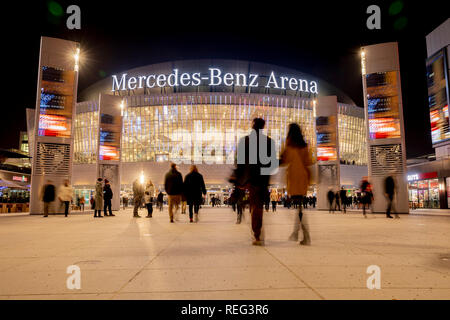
[{"x1": 2, "y1": 0, "x2": 448, "y2": 158}]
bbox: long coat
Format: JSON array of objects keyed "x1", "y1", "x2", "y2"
[
  {"x1": 183, "y1": 171, "x2": 206, "y2": 204},
  {"x1": 280, "y1": 144, "x2": 312, "y2": 196},
  {"x1": 94, "y1": 182, "x2": 103, "y2": 210}
]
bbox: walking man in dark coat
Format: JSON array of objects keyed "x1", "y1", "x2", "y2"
[
  {"x1": 183, "y1": 165, "x2": 207, "y2": 223},
  {"x1": 103, "y1": 179, "x2": 115, "y2": 216},
  {"x1": 385, "y1": 175, "x2": 399, "y2": 219}
]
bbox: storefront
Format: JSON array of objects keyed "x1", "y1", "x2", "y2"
[{"x1": 407, "y1": 172, "x2": 441, "y2": 209}]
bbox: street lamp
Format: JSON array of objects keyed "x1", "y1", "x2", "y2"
[
  {"x1": 74, "y1": 47, "x2": 80, "y2": 72},
  {"x1": 140, "y1": 171, "x2": 145, "y2": 185},
  {"x1": 120, "y1": 100, "x2": 124, "y2": 116},
  {"x1": 361, "y1": 48, "x2": 366, "y2": 75}
]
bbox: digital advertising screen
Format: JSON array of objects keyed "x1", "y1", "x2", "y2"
[
  {"x1": 99, "y1": 113, "x2": 121, "y2": 161},
  {"x1": 316, "y1": 116, "x2": 337, "y2": 161},
  {"x1": 38, "y1": 66, "x2": 75, "y2": 138},
  {"x1": 426, "y1": 48, "x2": 449, "y2": 145},
  {"x1": 365, "y1": 71, "x2": 401, "y2": 140}
]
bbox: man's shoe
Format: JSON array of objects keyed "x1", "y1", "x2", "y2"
[
  {"x1": 300, "y1": 240, "x2": 311, "y2": 246},
  {"x1": 110, "y1": 214, "x2": 115, "y2": 216},
  {"x1": 387, "y1": 215, "x2": 393, "y2": 219},
  {"x1": 43, "y1": 215, "x2": 48, "y2": 218},
  {"x1": 170, "y1": 219, "x2": 174, "y2": 223},
  {"x1": 395, "y1": 215, "x2": 400, "y2": 219},
  {"x1": 133, "y1": 215, "x2": 141, "y2": 218},
  {"x1": 252, "y1": 240, "x2": 263, "y2": 246},
  {"x1": 190, "y1": 218, "x2": 193, "y2": 223},
  {"x1": 146, "y1": 215, "x2": 151, "y2": 218}
]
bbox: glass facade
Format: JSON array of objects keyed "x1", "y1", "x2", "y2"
[
  {"x1": 73, "y1": 101, "x2": 99, "y2": 164},
  {"x1": 74, "y1": 93, "x2": 367, "y2": 165}
]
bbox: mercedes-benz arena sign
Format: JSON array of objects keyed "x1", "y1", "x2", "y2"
[{"x1": 112, "y1": 68, "x2": 318, "y2": 94}]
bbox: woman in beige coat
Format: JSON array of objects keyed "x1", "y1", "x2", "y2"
[{"x1": 280, "y1": 123, "x2": 312, "y2": 245}]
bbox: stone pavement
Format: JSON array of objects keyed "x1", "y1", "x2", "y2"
[{"x1": 0, "y1": 206, "x2": 449, "y2": 300}]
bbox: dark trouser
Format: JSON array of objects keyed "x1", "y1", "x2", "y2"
[
  {"x1": 386, "y1": 194, "x2": 394, "y2": 217},
  {"x1": 104, "y1": 199, "x2": 112, "y2": 216},
  {"x1": 272, "y1": 201, "x2": 277, "y2": 212},
  {"x1": 342, "y1": 201, "x2": 346, "y2": 213},
  {"x1": 335, "y1": 200, "x2": 340, "y2": 211},
  {"x1": 249, "y1": 186, "x2": 265, "y2": 241},
  {"x1": 265, "y1": 202, "x2": 270, "y2": 211},
  {"x1": 133, "y1": 197, "x2": 142, "y2": 216},
  {"x1": 63, "y1": 201, "x2": 70, "y2": 216},
  {"x1": 237, "y1": 203, "x2": 243, "y2": 222},
  {"x1": 158, "y1": 201, "x2": 163, "y2": 211},
  {"x1": 146, "y1": 203, "x2": 153, "y2": 216},
  {"x1": 188, "y1": 201, "x2": 200, "y2": 219},
  {"x1": 329, "y1": 200, "x2": 334, "y2": 212},
  {"x1": 94, "y1": 210, "x2": 102, "y2": 217}
]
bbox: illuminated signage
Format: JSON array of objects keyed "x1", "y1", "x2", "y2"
[
  {"x1": 407, "y1": 172, "x2": 437, "y2": 181},
  {"x1": 365, "y1": 71, "x2": 401, "y2": 140},
  {"x1": 111, "y1": 68, "x2": 318, "y2": 94},
  {"x1": 426, "y1": 49, "x2": 450, "y2": 145},
  {"x1": 12, "y1": 176, "x2": 28, "y2": 182},
  {"x1": 38, "y1": 66, "x2": 75, "y2": 138},
  {"x1": 315, "y1": 116, "x2": 337, "y2": 162}
]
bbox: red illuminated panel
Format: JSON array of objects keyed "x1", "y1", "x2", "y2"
[
  {"x1": 368, "y1": 118, "x2": 400, "y2": 139},
  {"x1": 99, "y1": 145, "x2": 119, "y2": 161},
  {"x1": 38, "y1": 114, "x2": 70, "y2": 138},
  {"x1": 317, "y1": 146, "x2": 337, "y2": 161}
]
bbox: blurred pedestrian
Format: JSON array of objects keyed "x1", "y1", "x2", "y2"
[
  {"x1": 144, "y1": 180, "x2": 155, "y2": 218},
  {"x1": 360, "y1": 178, "x2": 373, "y2": 218},
  {"x1": 132, "y1": 178, "x2": 144, "y2": 218},
  {"x1": 339, "y1": 187, "x2": 347, "y2": 213},
  {"x1": 183, "y1": 165, "x2": 206, "y2": 223},
  {"x1": 231, "y1": 187, "x2": 245, "y2": 223},
  {"x1": 164, "y1": 163, "x2": 183, "y2": 223},
  {"x1": 235, "y1": 118, "x2": 277, "y2": 246},
  {"x1": 122, "y1": 195, "x2": 128, "y2": 210},
  {"x1": 103, "y1": 179, "x2": 115, "y2": 217},
  {"x1": 79, "y1": 196, "x2": 85, "y2": 211},
  {"x1": 181, "y1": 192, "x2": 187, "y2": 214},
  {"x1": 40, "y1": 179, "x2": 55, "y2": 217},
  {"x1": 334, "y1": 190, "x2": 341, "y2": 211},
  {"x1": 157, "y1": 191, "x2": 164, "y2": 211},
  {"x1": 270, "y1": 189, "x2": 278, "y2": 212},
  {"x1": 94, "y1": 178, "x2": 104, "y2": 218},
  {"x1": 385, "y1": 175, "x2": 399, "y2": 219},
  {"x1": 58, "y1": 179, "x2": 73, "y2": 217},
  {"x1": 327, "y1": 189, "x2": 335, "y2": 213},
  {"x1": 280, "y1": 123, "x2": 312, "y2": 245}
]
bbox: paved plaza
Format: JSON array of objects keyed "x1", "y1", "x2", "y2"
[{"x1": 0, "y1": 206, "x2": 449, "y2": 300}]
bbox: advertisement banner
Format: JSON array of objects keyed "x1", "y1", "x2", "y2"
[
  {"x1": 365, "y1": 71, "x2": 401, "y2": 140},
  {"x1": 426, "y1": 48, "x2": 450, "y2": 145},
  {"x1": 38, "y1": 67, "x2": 75, "y2": 138}
]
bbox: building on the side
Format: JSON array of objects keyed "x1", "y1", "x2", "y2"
[{"x1": 406, "y1": 18, "x2": 450, "y2": 209}]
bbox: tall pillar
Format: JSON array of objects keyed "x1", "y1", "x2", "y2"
[
  {"x1": 315, "y1": 96, "x2": 340, "y2": 210},
  {"x1": 96, "y1": 94, "x2": 123, "y2": 211},
  {"x1": 361, "y1": 42, "x2": 409, "y2": 213},
  {"x1": 30, "y1": 37, "x2": 79, "y2": 215}
]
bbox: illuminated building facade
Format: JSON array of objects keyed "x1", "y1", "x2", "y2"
[{"x1": 69, "y1": 60, "x2": 368, "y2": 199}]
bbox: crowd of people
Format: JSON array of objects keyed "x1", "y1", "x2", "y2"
[{"x1": 38, "y1": 117, "x2": 402, "y2": 247}]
